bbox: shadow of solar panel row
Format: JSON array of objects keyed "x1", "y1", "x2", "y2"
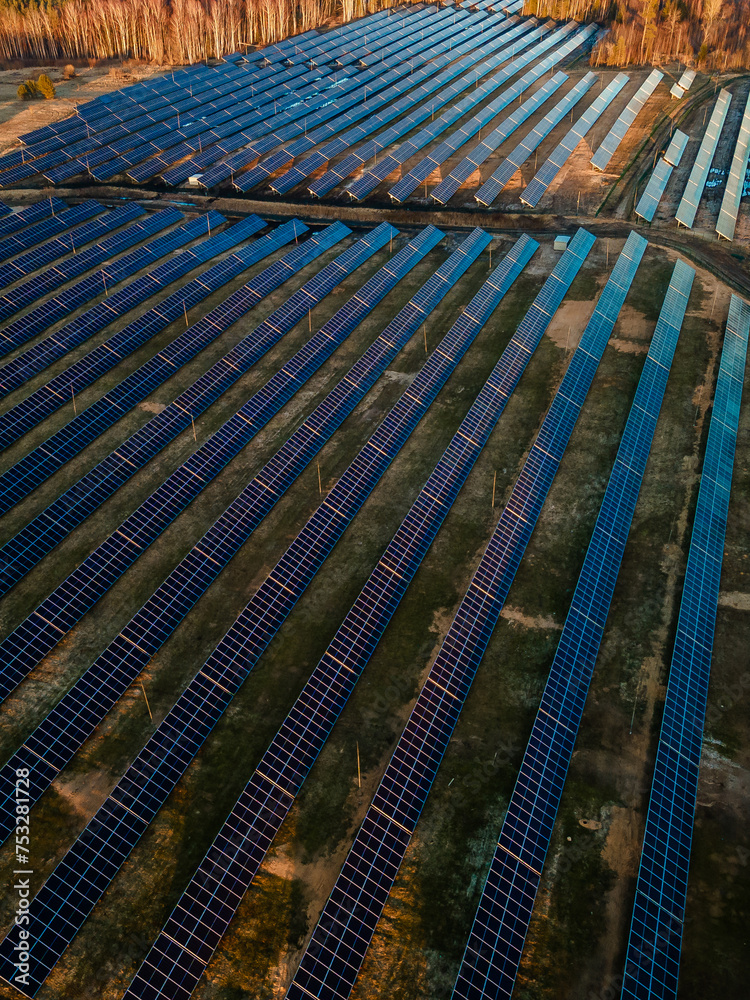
[
  {"x1": 452, "y1": 255, "x2": 694, "y2": 1000},
  {"x1": 474, "y1": 72, "x2": 595, "y2": 206},
  {"x1": 520, "y1": 72, "x2": 628, "y2": 207},
  {"x1": 0, "y1": 224, "x2": 430, "y2": 768},
  {"x1": 135, "y1": 6, "x2": 465, "y2": 187},
  {"x1": 0, "y1": 203, "x2": 154, "y2": 327},
  {"x1": 0, "y1": 199, "x2": 102, "y2": 266},
  {"x1": 0, "y1": 233, "x2": 443, "y2": 998},
  {"x1": 347, "y1": 19, "x2": 553, "y2": 202},
  {"x1": 621, "y1": 293, "x2": 750, "y2": 1000},
  {"x1": 286, "y1": 231, "x2": 647, "y2": 1000},
  {"x1": 197, "y1": 8, "x2": 478, "y2": 191},
  {"x1": 431, "y1": 71, "x2": 568, "y2": 204},
  {"x1": 0, "y1": 221, "x2": 378, "y2": 613},
  {"x1": 0, "y1": 197, "x2": 65, "y2": 237},
  {"x1": 256, "y1": 9, "x2": 520, "y2": 196},
  {"x1": 302, "y1": 17, "x2": 532, "y2": 198},
  {"x1": 0, "y1": 212, "x2": 223, "y2": 397},
  {"x1": 676, "y1": 88, "x2": 732, "y2": 229},
  {"x1": 0, "y1": 216, "x2": 289, "y2": 498},
  {"x1": 123, "y1": 231, "x2": 598, "y2": 1000},
  {"x1": 635, "y1": 131, "x2": 688, "y2": 223},
  {"x1": 391, "y1": 22, "x2": 594, "y2": 202},
  {"x1": 590, "y1": 68, "x2": 663, "y2": 171},
  {"x1": 716, "y1": 88, "x2": 750, "y2": 240},
  {"x1": 0, "y1": 225, "x2": 492, "y2": 1000},
  {"x1": 0, "y1": 205, "x2": 150, "y2": 300}
]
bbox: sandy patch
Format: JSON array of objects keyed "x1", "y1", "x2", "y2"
[
  {"x1": 719, "y1": 591, "x2": 750, "y2": 611},
  {"x1": 545, "y1": 298, "x2": 599, "y2": 350},
  {"x1": 500, "y1": 605, "x2": 562, "y2": 631}
]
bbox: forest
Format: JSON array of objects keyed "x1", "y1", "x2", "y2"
[{"x1": 0, "y1": 0, "x2": 747, "y2": 87}]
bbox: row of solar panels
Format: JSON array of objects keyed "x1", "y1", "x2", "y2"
[{"x1": 0, "y1": 199, "x2": 743, "y2": 1000}]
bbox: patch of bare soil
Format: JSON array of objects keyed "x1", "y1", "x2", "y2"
[
  {"x1": 500, "y1": 605, "x2": 562, "y2": 630},
  {"x1": 718, "y1": 591, "x2": 750, "y2": 610}
]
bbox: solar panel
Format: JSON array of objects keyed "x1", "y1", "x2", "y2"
[
  {"x1": 347, "y1": 22, "x2": 558, "y2": 202},
  {"x1": 474, "y1": 73, "x2": 596, "y2": 206},
  {"x1": 285, "y1": 230, "x2": 648, "y2": 1000},
  {"x1": 0, "y1": 226, "x2": 450, "y2": 996},
  {"x1": 620, "y1": 291, "x2": 750, "y2": 1000},
  {"x1": 0, "y1": 212, "x2": 222, "y2": 388},
  {"x1": 389, "y1": 23, "x2": 595, "y2": 203},
  {"x1": 0, "y1": 203, "x2": 154, "y2": 327},
  {"x1": 452, "y1": 256, "x2": 695, "y2": 1000},
  {"x1": 676, "y1": 89, "x2": 731, "y2": 228},
  {"x1": 431, "y1": 72, "x2": 568, "y2": 204},
  {"x1": 716, "y1": 89, "x2": 750, "y2": 241},
  {"x1": 0, "y1": 200, "x2": 10, "y2": 216},
  {"x1": 664, "y1": 128, "x2": 689, "y2": 166},
  {"x1": 0, "y1": 216, "x2": 291, "y2": 497},
  {"x1": 635, "y1": 131, "x2": 688, "y2": 222},
  {"x1": 670, "y1": 67, "x2": 697, "y2": 99},
  {"x1": 590, "y1": 69, "x2": 663, "y2": 171},
  {"x1": 239, "y1": 6, "x2": 497, "y2": 194},
  {"x1": 520, "y1": 73, "x2": 629, "y2": 207},
  {"x1": 122, "y1": 232, "x2": 599, "y2": 1000},
  {"x1": 270, "y1": 14, "x2": 527, "y2": 196},
  {"x1": 0, "y1": 199, "x2": 101, "y2": 266},
  {"x1": 0, "y1": 196, "x2": 66, "y2": 237},
  {"x1": 0, "y1": 223, "x2": 428, "y2": 713},
  {"x1": 0, "y1": 221, "x2": 361, "y2": 605}
]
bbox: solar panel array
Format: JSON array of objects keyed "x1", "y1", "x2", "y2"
[
  {"x1": 474, "y1": 73, "x2": 596, "y2": 206},
  {"x1": 670, "y1": 68, "x2": 697, "y2": 100},
  {"x1": 590, "y1": 69, "x2": 663, "y2": 171},
  {"x1": 0, "y1": 209, "x2": 207, "y2": 362},
  {"x1": 237, "y1": 15, "x2": 551, "y2": 196},
  {"x1": 430, "y1": 72, "x2": 568, "y2": 204},
  {"x1": 452, "y1": 255, "x2": 694, "y2": 1000},
  {"x1": 0, "y1": 196, "x2": 65, "y2": 237},
  {"x1": 0, "y1": 226, "x2": 499, "y2": 995},
  {"x1": 286, "y1": 231, "x2": 648, "y2": 1000},
  {"x1": 269, "y1": 14, "x2": 529, "y2": 196},
  {"x1": 521, "y1": 73, "x2": 629, "y2": 207},
  {"x1": 620, "y1": 292, "x2": 750, "y2": 1000},
  {"x1": 389, "y1": 23, "x2": 596, "y2": 203},
  {"x1": 0, "y1": 228, "x2": 435, "y2": 821},
  {"x1": 0, "y1": 221, "x2": 360, "y2": 608},
  {"x1": 635, "y1": 130, "x2": 688, "y2": 223},
  {"x1": 0, "y1": 214, "x2": 274, "y2": 477},
  {"x1": 676, "y1": 89, "x2": 732, "y2": 229},
  {"x1": 0, "y1": 199, "x2": 102, "y2": 266},
  {"x1": 347, "y1": 21, "x2": 554, "y2": 202},
  {"x1": 716, "y1": 88, "x2": 750, "y2": 240},
  {"x1": 0, "y1": 204, "x2": 166, "y2": 326},
  {"x1": 122, "y1": 231, "x2": 598, "y2": 1000}
]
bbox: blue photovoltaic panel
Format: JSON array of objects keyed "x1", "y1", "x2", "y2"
[
  {"x1": 389, "y1": 23, "x2": 594, "y2": 203},
  {"x1": 664, "y1": 128, "x2": 689, "y2": 166},
  {"x1": 123, "y1": 233, "x2": 599, "y2": 1000},
  {"x1": 0, "y1": 197, "x2": 66, "y2": 237},
  {"x1": 346, "y1": 21, "x2": 555, "y2": 202},
  {"x1": 634, "y1": 133, "x2": 688, "y2": 223},
  {"x1": 0, "y1": 199, "x2": 101, "y2": 267},
  {"x1": 431, "y1": 73, "x2": 568, "y2": 204},
  {"x1": 0, "y1": 203, "x2": 157, "y2": 327},
  {"x1": 0, "y1": 226, "x2": 451, "y2": 996},
  {"x1": 272, "y1": 15, "x2": 527, "y2": 196},
  {"x1": 0, "y1": 217, "x2": 295, "y2": 507},
  {"x1": 591, "y1": 69, "x2": 663, "y2": 171},
  {"x1": 285, "y1": 232, "x2": 648, "y2": 1000},
  {"x1": 0, "y1": 201, "x2": 9, "y2": 216},
  {"x1": 0, "y1": 222, "x2": 360, "y2": 606},
  {"x1": 520, "y1": 73, "x2": 629, "y2": 207},
  {"x1": 676, "y1": 89, "x2": 731, "y2": 229},
  {"x1": 716, "y1": 89, "x2": 750, "y2": 241},
  {"x1": 620, "y1": 292, "x2": 750, "y2": 1000},
  {"x1": 452, "y1": 257, "x2": 695, "y2": 1000},
  {"x1": 474, "y1": 73, "x2": 596, "y2": 206}
]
